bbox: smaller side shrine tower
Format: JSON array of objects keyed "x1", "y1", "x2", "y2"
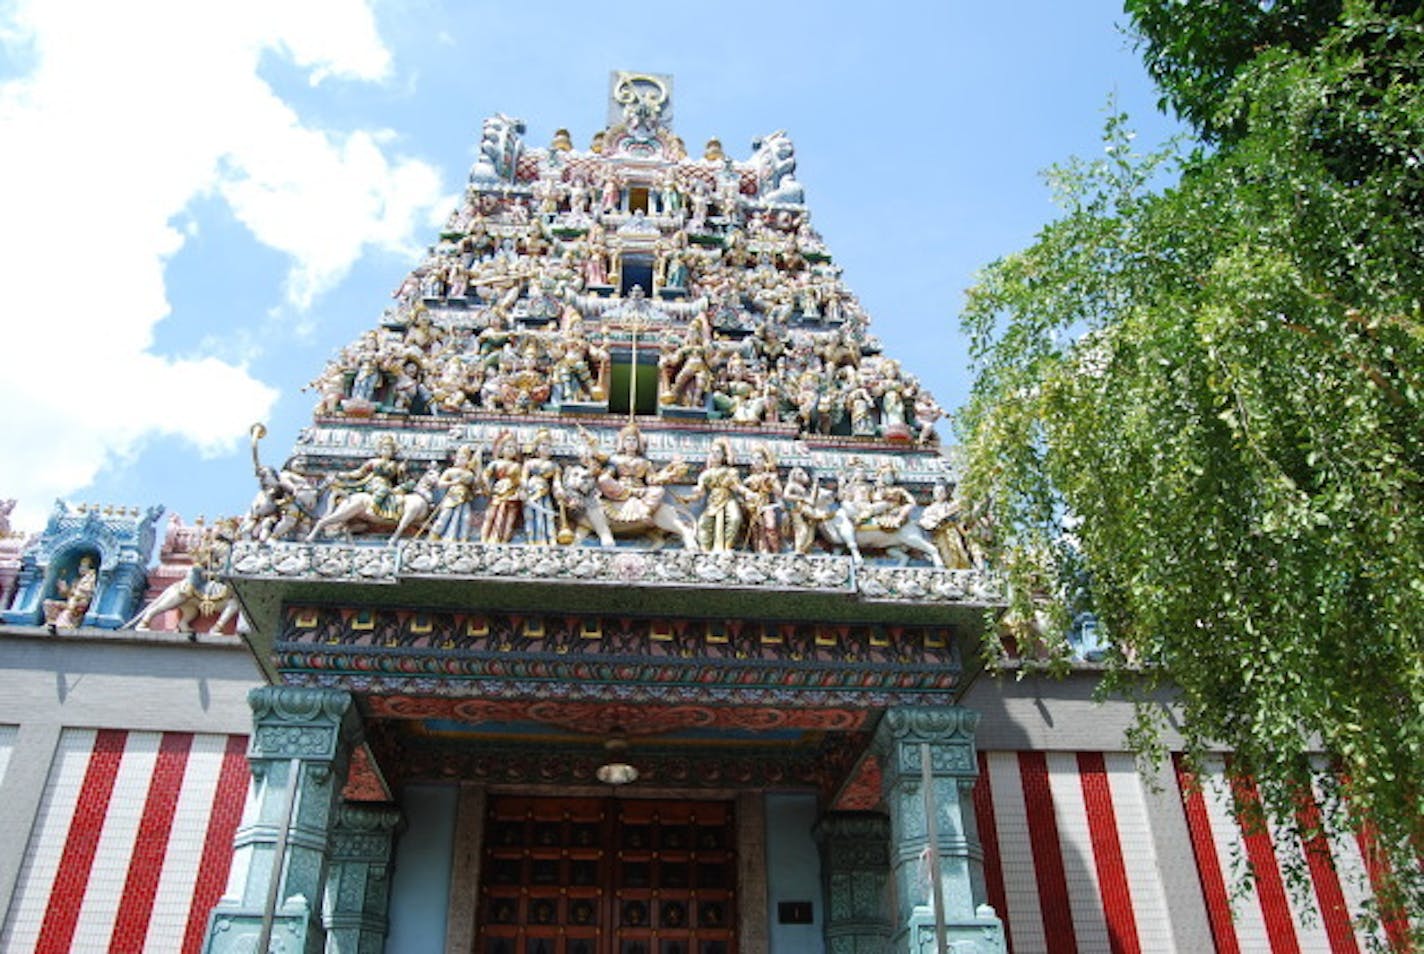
[
  {"x1": 205, "y1": 71, "x2": 1005, "y2": 954},
  {"x1": 1, "y1": 500, "x2": 161, "y2": 631}
]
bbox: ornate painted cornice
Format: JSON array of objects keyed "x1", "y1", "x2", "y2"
[
  {"x1": 229, "y1": 540, "x2": 1001, "y2": 607},
  {"x1": 274, "y1": 604, "x2": 963, "y2": 708},
  {"x1": 363, "y1": 696, "x2": 871, "y2": 735}
]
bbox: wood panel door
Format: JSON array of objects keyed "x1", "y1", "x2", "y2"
[{"x1": 477, "y1": 796, "x2": 737, "y2": 954}]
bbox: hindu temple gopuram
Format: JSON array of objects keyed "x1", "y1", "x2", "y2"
[{"x1": 0, "y1": 73, "x2": 1399, "y2": 954}]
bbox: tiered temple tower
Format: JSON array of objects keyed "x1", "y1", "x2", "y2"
[{"x1": 209, "y1": 72, "x2": 1005, "y2": 954}]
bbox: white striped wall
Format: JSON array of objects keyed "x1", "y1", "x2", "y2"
[
  {"x1": 0, "y1": 728, "x2": 249, "y2": 954},
  {"x1": 0, "y1": 726, "x2": 96, "y2": 953},
  {"x1": 0, "y1": 731, "x2": 1409, "y2": 954},
  {"x1": 144, "y1": 732, "x2": 237, "y2": 953},
  {"x1": 1103, "y1": 753, "x2": 1175, "y2": 952},
  {"x1": 976, "y1": 751, "x2": 1406, "y2": 954},
  {"x1": 1045, "y1": 751, "x2": 1113, "y2": 950},
  {"x1": 983, "y1": 751, "x2": 1050, "y2": 953}
]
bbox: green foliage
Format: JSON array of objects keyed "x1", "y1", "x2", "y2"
[
  {"x1": 960, "y1": 1, "x2": 1423, "y2": 941},
  {"x1": 1125, "y1": 0, "x2": 1347, "y2": 140}
]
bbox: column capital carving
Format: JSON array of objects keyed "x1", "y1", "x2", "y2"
[
  {"x1": 248, "y1": 686, "x2": 361, "y2": 763},
  {"x1": 330, "y1": 803, "x2": 404, "y2": 864},
  {"x1": 872, "y1": 706, "x2": 981, "y2": 786},
  {"x1": 874, "y1": 706, "x2": 979, "y2": 747},
  {"x1": 334, "y1": 802, "x2": 404, "y2": 835},
  {"x1": 249, "y1": 685, "x2": 355, "y2": 725},
  {"x1": 813, "y1": 811, "x2": 890, "y2": 847}
]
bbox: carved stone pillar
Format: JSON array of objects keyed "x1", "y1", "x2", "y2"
[
  {"x1": 203, "y1": 687, "x2": 363, "y2": 954},
  {"x1": 814, "y1": 811, "x2": 892, "y2": 954},
  {"x1": 323, "y1": 802, "x2": 404, "y2": 954},
  {"x1": 872, "y1": 707, "x2": 1004, "y2": 954}
]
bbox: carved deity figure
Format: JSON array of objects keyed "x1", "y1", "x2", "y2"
[
  {"x1": 862, "y1": 466, "x2": 915, "y2": 531},
  {"x1": 750, "y1": 130, "x2": 804, "y2": 204},
  {"x1": 918, "y1": 481, "x2": 975, "y2": 570},
  {"x1": 428, "y1": 445, "x2": 482, "y2": 542},
  {"x1": 600, "y1": 170, "x2": 623, "y2": 214},
  {"x1": 680, "y1": 438, "x2": 745, "y2": 552},
  {"x1": 480, "y1": 430, "x2": 524, "y2": 544},
  {"x1": 587, "y1": 423, "x2": 680, "y2": 524},
  {"x1": 664, "y1": 250, "x2": 689, "y2": 290},
  {"x1": 660, "y1": 327, "x2": 713, "y2": 408},
  {"x1": 782, "y1": 467, "x2": 830, "y2": 555},
  {"x1": 349, "y1": 357, "x2": 382, "y2": 403},
  {"x1": 388, "y1": 359, "x2": 429, "y2": 413},
  {"x1": 336, "y1": 435, "x2": 409, "y2": 521},
  {"x1": 520, "y1": 429, "x2": 564, "y2": 546},
  {"x1": 551, "y1": 323, "x2": 606, "y2": 403},
  {"x1": 470, "y1": 113, "x2": 526, "y2": 183},
  {"x1": 743, "y1": 445, "x2": 784, "y2": 554},
  {"x1": 44, "y1": 555, "x2": 97, "y2": 630},
  {"x1": 914, "y1": 390, "x2": 944, "y2": 445}
]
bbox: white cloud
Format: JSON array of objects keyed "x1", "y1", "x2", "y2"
[{"x1": 0, "y1": 0, "x2": 449, "y2": 530}]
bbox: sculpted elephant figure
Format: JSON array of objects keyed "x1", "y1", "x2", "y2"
[{"x1": 125, "y1": 576, "x2": 241, "y2": 637}]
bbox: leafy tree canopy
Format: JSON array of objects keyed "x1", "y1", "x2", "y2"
[{"x1": 960, "y1": 0, "x2": 1422, "y2": 939}]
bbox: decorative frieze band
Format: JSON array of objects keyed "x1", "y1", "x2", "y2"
[{"x1": 229, "y1": 540, "x2": 1000, "y2": 606}]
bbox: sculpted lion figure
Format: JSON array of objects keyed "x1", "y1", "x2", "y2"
[
  {"x1": 750, "y1": 130, "x2": 804, "y2": 205},
  {"x1": 469, "y1": 113, "x2": 527, "y2": 183}
]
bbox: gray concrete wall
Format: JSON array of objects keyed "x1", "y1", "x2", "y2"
[
  {"x1": 765, "y1": 792, "x2": 824, "y2": 954},
  {"x1": 386, "y1": 783, "x2": 458, "y2": 954},
  {"x1": 960, "y1": 665, "x2": 1188, "y2": 753}
]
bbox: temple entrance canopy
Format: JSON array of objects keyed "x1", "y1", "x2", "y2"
[{"x1": 203, "y1": 70, "x2": 1007, "y2": 953}]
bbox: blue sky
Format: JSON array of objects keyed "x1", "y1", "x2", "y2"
[{"x1": 0, "y1": 0, "x2": 1181, "y2": 533}]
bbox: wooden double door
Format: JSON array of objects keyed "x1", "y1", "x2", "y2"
[{"x1": 477, "y1": 796, "x2": 737, "y2": 954}]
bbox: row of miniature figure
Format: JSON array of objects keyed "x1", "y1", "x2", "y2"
[
  {"x1": 247, "y1": 424, "x2": 984, "y2": 568},
  {"x1": 309, "y1": 290, "x2": 940, "y2": 442},
  {"x1": 400, "y1": 214, "x2": 838, "y2": 315}
]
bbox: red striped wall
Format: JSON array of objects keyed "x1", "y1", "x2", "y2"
[
  {"x1": 0, "y1": 729, "x2": 250, "y2": 954},
  {"x1": 976, "y1": 751, "x2": 1400, "y2": 954},
  {"x1": 0, "y1": 735, "x2": 1410, "y2": 954}
]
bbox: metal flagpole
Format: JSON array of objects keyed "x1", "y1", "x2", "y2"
[{"x1": 921, "y1": 741, "x2": 948, "y2": 954}]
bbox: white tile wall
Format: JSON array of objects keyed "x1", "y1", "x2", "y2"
[{"x1": 0, "y1": 727, "x2": 96, "y2": 950}]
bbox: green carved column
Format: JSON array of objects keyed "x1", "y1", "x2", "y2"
[
  {"x1": 814, "y1": 811, "x2": 893, "y2": 954},
  {"x1": 203, "y1": 687, "x2": 363, "y2": 954},
  {"x1": 872, "y1": 707, "x2": 1005, "y2": 954},
  {"x1": 323, "y1": 802, "x2": 404, "y2": 954}
]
